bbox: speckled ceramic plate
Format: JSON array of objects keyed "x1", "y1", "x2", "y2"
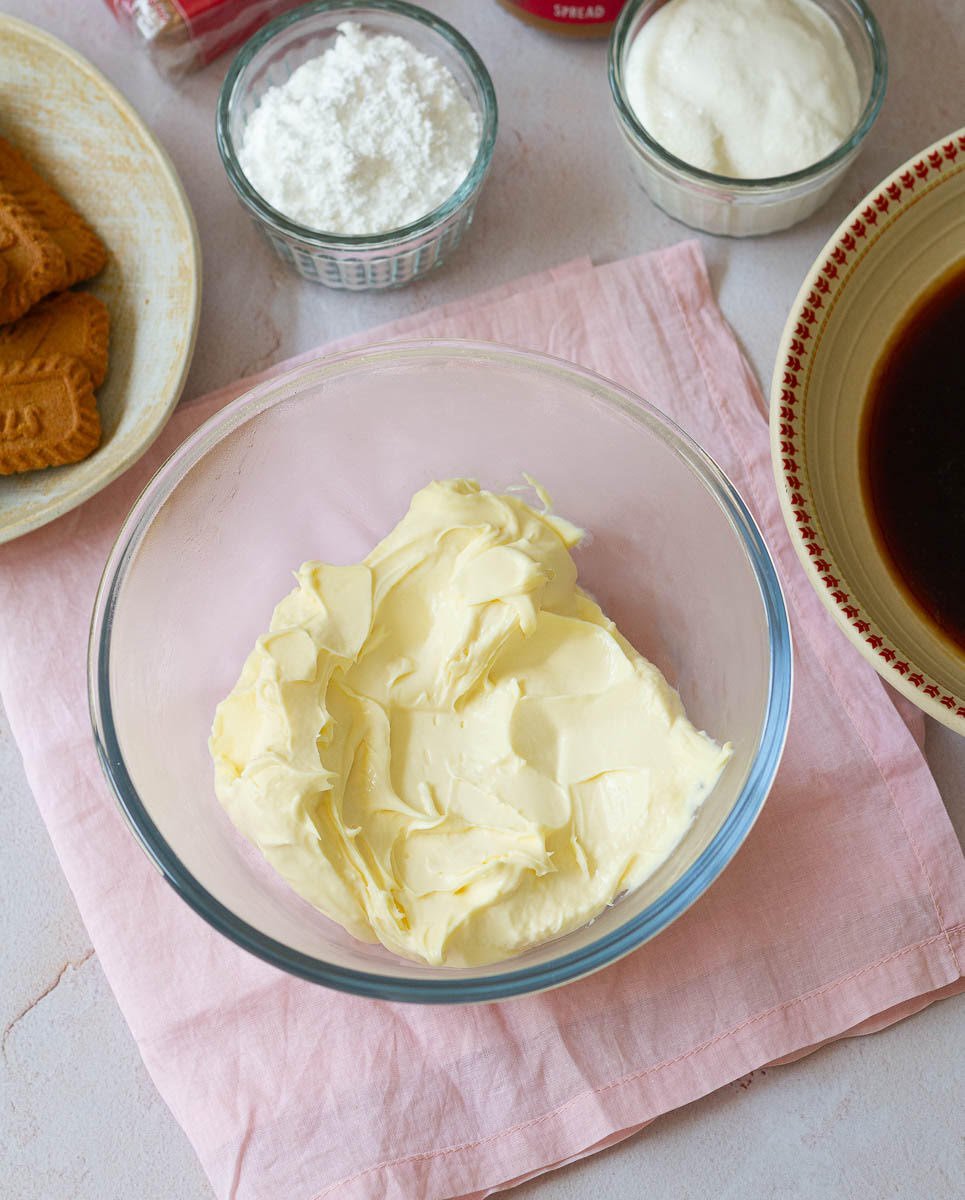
[
  {"x1": 0, "y1": 15, "x2": 200, "y2": 543},
  {"x1": 771, "y1": 129, "x2": 965, "y2": 731}
]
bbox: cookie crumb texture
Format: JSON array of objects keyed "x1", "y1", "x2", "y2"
[
  {"x1": 0, "y1": 137, "x2": 108, "y2": 287},
  {"x1": 0, "y1": 291, "x2": 110, "y2": 387},
  {"x1": 0, "y1": 193, "x2": 67, "y2": 325},
  {"x1": 239, "y1": 21, "x2": 481, "y2": 236},
  {"x1": 0, "y1": 355, "x2": 100, "y2": 475}
]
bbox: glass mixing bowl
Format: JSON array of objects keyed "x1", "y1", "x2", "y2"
[{"x1": 89, "y1": 342, "x2": 791, "y2": 1003}]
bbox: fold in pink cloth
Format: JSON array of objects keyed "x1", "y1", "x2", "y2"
[{"x1": 1, "y1": 243, "x2": 962, "y2": 1200}]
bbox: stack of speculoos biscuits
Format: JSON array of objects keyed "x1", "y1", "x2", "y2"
[{"x1": 0, "y1": 136, "x2": 109, "y2": 475}]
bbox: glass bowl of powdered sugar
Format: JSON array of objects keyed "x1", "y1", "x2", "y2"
[{"x1": 217, "y1": 1, "x2": 497, "y2": 290}]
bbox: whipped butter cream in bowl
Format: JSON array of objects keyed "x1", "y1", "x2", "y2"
[
  {"x1": 217, "y1": 2, "x2": 497, "y2": 289},
  {"x1": 209, "y1": 478, "x2": 733, "y2": 968},
  {"x1": 609, "y1": 0, "x2": 887, "y2": 236},
  {"x1": 90, "y1": 343, "x2": 791, "y2": 1002}
]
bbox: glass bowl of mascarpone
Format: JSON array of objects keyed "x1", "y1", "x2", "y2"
[
  {"x1": 89, "y1": 342, "x2": 792, "y2": 1002},
  {"x1": 216, "y1": 2, "x2": 497, "y2": 290},
  {"x1": 608, "y1": 0, "x2": 887, "y2": 237}
]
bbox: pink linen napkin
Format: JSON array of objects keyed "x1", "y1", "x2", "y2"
[{"x1": 1, "y1": 242, "x2": 962, "y2": 1200}]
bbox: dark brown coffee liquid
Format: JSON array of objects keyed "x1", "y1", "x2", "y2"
[{"x1": 862, "y1": 265, "x2": 965, "y2": 652}]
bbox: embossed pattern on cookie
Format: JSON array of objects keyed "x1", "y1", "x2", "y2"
[
  {"x1": 0, "y1": 137, "x2": 107, "y2": 287},
  {"x1": 0, "y1": 291, "x2": 110, "y2": 387},
  {"x1": 0, "y1": 354, "x2": 100, "y2": 474},
  {"x1": 0, "y1": 193, "x2": 68, "y2": 323}
]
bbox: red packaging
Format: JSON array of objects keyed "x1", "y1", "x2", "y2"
[
  {"x1": 104, "y1": 0, "x2": 305, "y2": 75},
  {"x1": 498, "y1": 1, "x2": 627, "y2": 33}
]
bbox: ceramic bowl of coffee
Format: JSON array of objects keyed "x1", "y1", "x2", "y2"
[{"x1": 770, "y1": 128, "x2": 965, "y2": 731}]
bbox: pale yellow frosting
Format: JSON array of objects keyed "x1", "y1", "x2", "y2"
[{"x1": 210, "y1": 479, "x2": 731, "y2": 967}]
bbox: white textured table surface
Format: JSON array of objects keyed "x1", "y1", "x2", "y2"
[{"x1": 1, "y1": 1, "x2": 963, "y2": 1197}]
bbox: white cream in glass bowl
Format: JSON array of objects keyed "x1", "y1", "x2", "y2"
[{"x1": 608, "y1": 0, "x2": 887, "y2": 236}]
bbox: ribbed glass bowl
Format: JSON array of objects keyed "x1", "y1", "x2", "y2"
[
  {"x1": 89, "y1": 342, "x2": 792, "y2": 1003},
  {"x1": 609, "y1": 0, "x2": 887, "y2": 237},
  {"x1": 216, "y1": 2, "x2": 497, "y2": 289}
]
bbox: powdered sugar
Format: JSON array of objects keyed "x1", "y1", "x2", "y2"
[{"x1": 238, "y1": 22, "x2": 481, "y2": 236}]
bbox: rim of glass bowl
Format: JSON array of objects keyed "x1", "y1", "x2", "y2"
[
  {"x1": 216, "y1": 1, "x2": 498, "y2": 249},
  {"x1": 608, "y1": 0, "x2": 887, "y2": 193},
  {"x1": 88, "y1": 341, "x2": 793, "y2": 1004}
]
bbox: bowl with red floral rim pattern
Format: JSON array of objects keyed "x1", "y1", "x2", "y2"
[{"x1": 770, "y1": 128, "x2": 965, "y2": 732}]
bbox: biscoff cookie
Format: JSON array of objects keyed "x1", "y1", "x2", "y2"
[
  {"x1": 0, "y1": 354, "x2": 100, "y2": 475},
  {"x1": 0, "y1": 193, "x2": 68, "y2": 323},
  {"x1": 0, "y1": 291, "x2": 110, "y2": 387},
  {"x1": 0, "y1": 137, "x2": 107, "y2": 287}
]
